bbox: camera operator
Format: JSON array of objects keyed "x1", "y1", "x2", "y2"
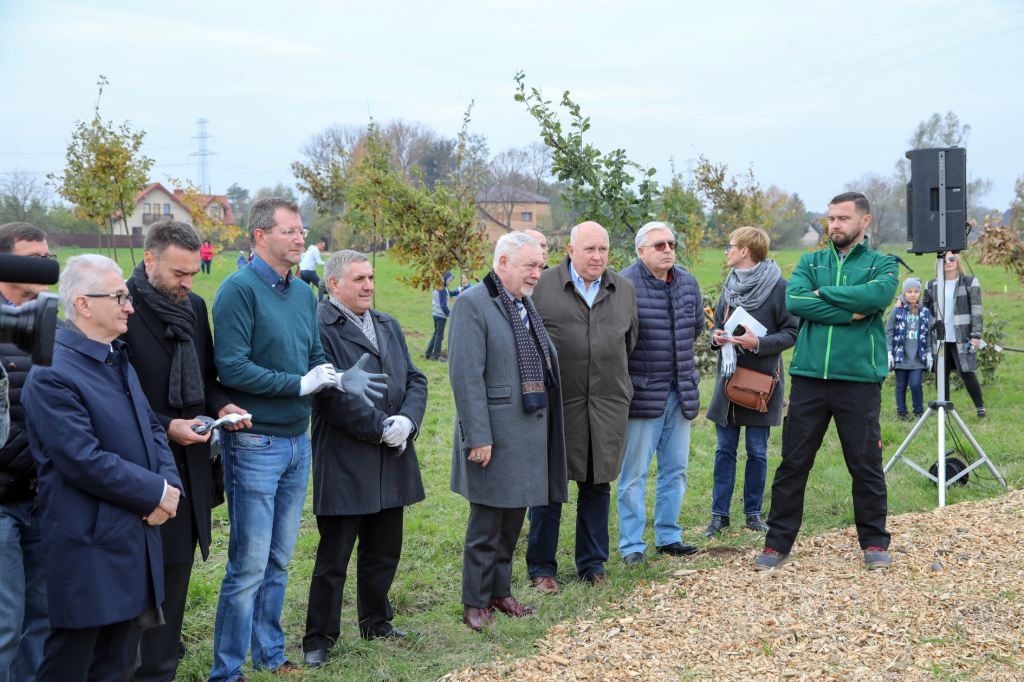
[{"x1": 0, "y1": 222, "x2": 60, "y2": 680}]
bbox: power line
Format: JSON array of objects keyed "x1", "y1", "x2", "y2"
[{"x1": 189, "y1": 118, "x2": 217, "y2": 194}]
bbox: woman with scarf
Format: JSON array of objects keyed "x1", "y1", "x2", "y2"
[
  {"x1": 704, "y1": 227, "x2": 798, "y2": 539},
  {"x1": 922, "y1": 252, "x2": 986, "y2": 418},
  {"x1": 885, "y1": 278, "x2": 932, "y2": 421}
]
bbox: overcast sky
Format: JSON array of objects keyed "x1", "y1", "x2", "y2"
[{"x1": 2, "y1": 0, "x2": 1022, "y2": 213}]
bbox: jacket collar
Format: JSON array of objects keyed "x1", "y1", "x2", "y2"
[
  {"x1": 318, "y1": 299, "x2": 389, "y2": 359},
  {"x1": 56, "y1": 326, "x2": 129, "y2": 363},
  {"x1": 555, "y1": 256, "x2": 615, "y2": 304},
  {"x1": 634, "y1": 259, "x2": 681, "y2": 285},
  {"x1": 125, "y1": 277, "x2": 179, "y2": 359}
]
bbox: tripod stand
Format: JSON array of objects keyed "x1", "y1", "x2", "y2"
[{"x1": 883, "y1": 254, "x2": 1007, "y2": 507}]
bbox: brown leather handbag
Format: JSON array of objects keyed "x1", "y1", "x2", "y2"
[{"x1": 723, "y1": 304, "x2": 780, "y2": 413}]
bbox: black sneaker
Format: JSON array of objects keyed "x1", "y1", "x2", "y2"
[
  {"x1": 656, "y1": 542, "x2": 699, "y2": 557},
  {"x1": 897, "y1": 412, "x2": 909, "y2": 422},
  {"x1": 745, "y1": 515, "x2": 769, "y2": 533},
  {"x1": 977, "y1": 408, "x2": 987, "y2": 418},
  {"x1": 703, "y1": 515, "x2": 729, "y2": 539}
]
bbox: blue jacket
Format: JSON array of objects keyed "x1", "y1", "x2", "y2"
[
  {"x1": 620, "y1": 261, "x2": 704, "y2": 420},
  {"x1": 21, "y1": 328, "x2": 181, "y2": 629}
]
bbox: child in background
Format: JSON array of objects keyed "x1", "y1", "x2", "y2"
[
  {"x1": 885, "y1": 278, "x2": 932, "y2": 421},
  {"x1": 236, "y1": 250, "x2": 248, "y2": 269},
  {"x1": 424, "y1": 271, "x2": 455, "y2": 361}
]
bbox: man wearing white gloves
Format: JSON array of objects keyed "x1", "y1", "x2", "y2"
[
  {"x1": 210, "y1": 200, "x2": 387, "y2": 682},
  {"x1": 302, "y1": 251, "x2": 428, "y2": 666}
]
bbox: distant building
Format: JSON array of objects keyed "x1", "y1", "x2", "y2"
[
  {"x1": 800, "y1": 223, "x2": 822, "y2": 246},
  {"x1": 112, "y1": 182, "x2": 235, "y2": 237},
  {"x1": 474, "y1": 186, "x2": 551, "y2": 243}
]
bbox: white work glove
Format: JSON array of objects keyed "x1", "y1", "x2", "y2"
[
  {"x1": 926, "y1": 352, "x2": 934, "y2": 372},
  {"x1": 299, "y1": 364, "x2": 338, "y2": 396},
  {"x1": 382, "y1": 415, "x2": 414, "y2": 448},
  {"x1": 720, "y1": 343, "x2": 737, "y2": 378},
  {"x1": 887, "y1": 352, "x2": 894, "y2": 370}
]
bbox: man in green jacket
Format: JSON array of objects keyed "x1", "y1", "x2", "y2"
[{"x1": 754, "y1": 192, "x2": 898, "y2": 572}]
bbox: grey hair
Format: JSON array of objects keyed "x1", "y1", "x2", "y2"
[
  {"x1": 634, "y1": 221, "x2": 674, "y2": 250},
  {"x1": 248, "y1": 197, "x2": 300, "y2": 242},
  {"x1": 59, "y1": 254, "x2": 123, "y2": 322},
  {"x1": 324, "y1": 249, "x2": 370, "y2": 283},
  {"x1": 493, "y1": 231, "x2": 541, "y2": 268},
  {"x1": 569, "y1": 222, "x2": 608, "y2": 247}
]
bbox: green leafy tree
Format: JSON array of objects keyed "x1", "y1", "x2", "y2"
[
  {"x1": 167, "y1": 177, "x2": 245, "y2": 247},
  {"x1": 46, "y1": 76, "x2": 153, "y2": 265},
  {"x1": 225, "y1": 183, "x2": 251, "y2": 228},
  {"x1": 692, "y1": 156, "x2": 786, "y2": 247}
]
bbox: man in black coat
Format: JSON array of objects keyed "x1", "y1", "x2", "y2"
[
  {"x1": 120, "y1": 222, "x2": 251, "y2": 682},
  {"x1": 0, "y1": 222, "x2": 60, "y2": 680},
  {"x1": 22, "y1": 254, "x2": 182, "y2": 682},
  {"x1": 302, "y1": 250, "x2": 427, "y2": 667}
]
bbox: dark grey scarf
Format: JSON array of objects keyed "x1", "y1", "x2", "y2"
[
  {"x1": 130, "y1": 261, "x2": 204, "y2": 409},
  {"x1": 488, "y1": 270, "x2": 556, "y2": 413},
  {"x1": 723, "y1": 259, "x2": 782, "y2": 311}
]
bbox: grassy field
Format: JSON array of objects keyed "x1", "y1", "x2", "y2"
[{"x1": 51, "y1": 244, "x2": 1024, "y2": 681}]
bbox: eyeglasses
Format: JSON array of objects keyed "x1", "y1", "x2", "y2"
[
  {"x1": 84, "y1": 293, "x2": 134, "y2": 306},
  {"x1": 26, "y1": 253, "x2": 58, "y2": 260},
  {"x1": 724, "y1": 244, "x2": 742, "y2": 253},
  {"x1": 643, "y1": 240, "x2": 677, "y2": 252},
  {"x1": 264, "y1": 228, "x2": 309, "y2": 239}
]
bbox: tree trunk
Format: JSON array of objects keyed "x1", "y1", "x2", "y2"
[
  {"x1": 121, "y1": 204, "x2": 136, "y2": 267},
  {"x1": 108, "y1": 218, "x2": 118, "y2": 262}
]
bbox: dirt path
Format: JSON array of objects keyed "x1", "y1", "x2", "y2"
[{"x1": 443, "y1": 490, "x2": 1024, "y2": 681}]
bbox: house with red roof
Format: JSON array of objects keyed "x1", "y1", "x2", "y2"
[{"x1": 112, "y1": 182, "x2": 235, "y2": 237}]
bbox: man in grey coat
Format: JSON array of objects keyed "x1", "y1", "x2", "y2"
[
  {"x1": 448, "y1": 231, "x2": 569, "y2": 632},
  {"x1": 526, "y1": 222, "x2": 637, "y2": 591}
]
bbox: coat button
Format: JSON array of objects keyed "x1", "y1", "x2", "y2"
[
  {"x1": 105, "y1": 358, "x2": 114, "y2": 365},
  {"x1": 537, "y1": 413, "x2": 544, "y2": 420},
  {"x1": 389, "y1": 402, "x2": 394, "y2": 408},
  {"x1": 179, "y1": 462, "x2": 187, "y2": 471}
]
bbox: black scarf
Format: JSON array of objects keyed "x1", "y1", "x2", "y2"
[
  {"x1": 488, "y1": 270, "x2": 557, "y2": 413},
  {"x1": 129, "y1": 261, "x2": 204, "y2": 409}
]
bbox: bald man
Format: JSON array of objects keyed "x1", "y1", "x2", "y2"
[
  {"x1": 525, "y1": 222, "x2": 638, "y2": 589},
  {"x1": 522, "y1": 230, "x2": 549, "y2": 269}
]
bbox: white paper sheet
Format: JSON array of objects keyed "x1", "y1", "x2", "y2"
[{"x1": 723, "y1": 306, "x2": 768, "y2": 337}]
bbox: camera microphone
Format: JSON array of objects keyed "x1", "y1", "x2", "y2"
[{"x1": 0, "y1": 253, "x2": 60, "y2": 285}]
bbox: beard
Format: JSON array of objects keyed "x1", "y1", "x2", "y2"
[
  {"x1": 830, "y1": 228, "x2": 861, "y2": 249},
  {"x1": 151, "y1": 275, "x2": 190, "y2": 304}
]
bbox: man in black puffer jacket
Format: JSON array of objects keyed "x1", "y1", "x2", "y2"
[
  {"x1": 617, "y1": 222, "x2": 705, "y2": 566},
  {"x1": 0, "y1": 222, "x2": 60, "y2": 680}
]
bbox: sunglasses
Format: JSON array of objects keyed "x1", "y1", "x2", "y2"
[
  {"x1": 644, "y1": 240, "x2": 677, "y2": 252},
  {"x1": 84, "y1": 293, "x2": 134, "y2": 306},
  {"x1": 946, "y1": 255, "x2": 957, "y2": 263}
]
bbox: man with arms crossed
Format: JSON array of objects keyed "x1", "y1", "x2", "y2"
[
  {"x1": 754, "y1": 192, "x2": 898, "y2": 572},
  {"x1": 209, "y1": 198, "x2": 386, "y2": 681}
]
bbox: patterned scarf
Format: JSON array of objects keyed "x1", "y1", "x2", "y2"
[
  {"x1": 892, "y1": 301, "x2": 930, "y2": 364},
  {"x1": 328, "y1": 295, "x2": 378, "y2": 352},
  {"x1": 488, "y1": 270, "x2": 556, "y2": 413}
]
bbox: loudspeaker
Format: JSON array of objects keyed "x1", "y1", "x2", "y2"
[{"x1": 905, "y1": 146, "x2": 968, "y2": 254}]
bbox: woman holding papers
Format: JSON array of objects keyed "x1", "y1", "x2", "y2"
[{"x1": 704, "y1": 227, "x2": 798, "y2": 539}]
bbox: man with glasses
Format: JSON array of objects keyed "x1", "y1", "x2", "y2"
[
  {"x1": 617, "y1": 222, "x2": 705, "y2": 566},
  {"x1": 0, "y1": 223, "x2": 60, "y2": 681},
  {"x1": 22, "y1": 254, "x2": 182, "y2": 682},
  {"x1": 209, "y1": 198, "x2": 386, "y2": 681}
]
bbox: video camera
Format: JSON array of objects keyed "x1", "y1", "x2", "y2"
[{"x1": 1, "y1": 252, "x2": 61, "y2": 443}]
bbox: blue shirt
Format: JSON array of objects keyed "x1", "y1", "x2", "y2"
[
  {"x1": 569, "y1": 261, "x2": 602, "y2": 308},
  {"x1": 250, "y1": 253, "x2": 294, "y2": 294}
]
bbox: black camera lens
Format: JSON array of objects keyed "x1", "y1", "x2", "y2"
[{"x1": 0, "y1": 293, "x2": 60, "y2": 366}]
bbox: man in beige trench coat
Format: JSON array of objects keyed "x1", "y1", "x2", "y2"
[{"x1": 525, "y1": 221, "x2": 638, "y2": 590}]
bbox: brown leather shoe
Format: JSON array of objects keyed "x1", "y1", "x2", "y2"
[
  {"x1": 462, "y1": 606, "x2": 494, "y2": 632},
  {"x1": 273, "y1": 661, "x2": 302, "y2": 675},
  {"x1": 488, "y1": 596, "x2": 536, "y2": 617},
  {"x1": 583, "y1": 572, "x2": 606, "y2": 586},
  {"x1": 531, "y1": 576, "x2": 559, "y2": 594}
]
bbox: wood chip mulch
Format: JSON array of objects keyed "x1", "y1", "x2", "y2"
[{"x1": 442, "y1": 490, "x2": 1024, "y2": 681}]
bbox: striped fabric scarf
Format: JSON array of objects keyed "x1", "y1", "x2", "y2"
[{"x1": 488, "y1": 270, "x2": 556, "y2": 413}]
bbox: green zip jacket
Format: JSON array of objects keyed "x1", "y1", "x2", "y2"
[{"x1": 786, "y1": 239, "x2": 898, "y2": 383}]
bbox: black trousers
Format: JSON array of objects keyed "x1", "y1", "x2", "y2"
[
  {"x1": 37, "y1": 619, "x2": 136, "y2": 682},
  {"x1": 303, "y1": 507, "x2": 404, "y2": 651},
  {"x1": 765, "y1": 375, "x2": 890, "y2": 555},
  {"x1": 461, "y1": 503, "x2": 526, "y2": 609},
  {"x1": 299, "y1": 269, "x2": 323, "y2": 301},
  {"x1": 942, "y1": 342, "x2": 985, "y2": 409},
  {"x1": 127, "y1": 563, "x2": 192, "y2": 682}
]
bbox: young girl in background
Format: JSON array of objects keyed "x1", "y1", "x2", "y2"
[{"x1": 885, "y1": 278, "x2": 932, "y2": 421}]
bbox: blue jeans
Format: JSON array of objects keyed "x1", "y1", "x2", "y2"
[
  {"x1": 710, "y1": 424, "x2": 770, "y2": 518},
  {"x1": 299, "y1": 270, "x2": 322, "y2": 301},
  {"x1": 526, "y1": 481, "x2": 611, "y2": 580},
  {"x1": 209, "y1": 433, "x2": 311, "y2": 682},
  {"x1": 616, "y1": 391, "x2": 691, "y2": 556},
  {"x1": 894, "y1": 368, "x2": 924, "y2": 415},
  {"x1": 0, "y1": 499, "x2": 48, "y2": 682},
  {"x1": 425, "y1": 317, "x2": 447, "y2": 360}
]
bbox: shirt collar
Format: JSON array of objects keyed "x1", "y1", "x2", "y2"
[
  {"x1": 568, "y1": 261, "x2": 601, "y2": 292},
  {"x1": 503, "y1": 285, "x2": 523, "y2": 302},
  {"x1": 56, "y1": 326, "x2": 127, "y2": 363},
  {"x1": 250, "y1": 253, "x2": 294, "y2": 290}
]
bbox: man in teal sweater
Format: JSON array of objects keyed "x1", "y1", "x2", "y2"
[
  {"x1": 754, "y1": 192, "x2": 898, "y2": 574},
  {"x1": 209, "y1": 198, "x2": 386, "y2": 682}
]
